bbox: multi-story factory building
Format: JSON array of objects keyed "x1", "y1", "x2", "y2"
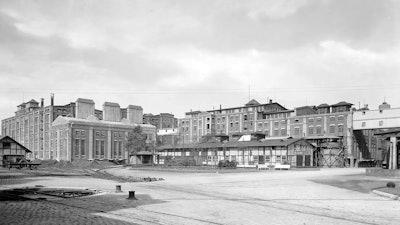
[
  {"x1": 1, "y1": 96, "x2": 156, "y2": 162},
  {"x1": 1, "y1": 94, "x2": 76, "y2": 159},
  {"x1": 179, "y1": 99, "x2": 289, "y2": 144},
  {"x1": 174, "y1": 99, "x2": 356, "y2": 167},
  {"x1": 143, "y1": 113, "x2": 178, "y2": 129}
]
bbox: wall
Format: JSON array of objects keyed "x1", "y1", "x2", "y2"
[{"x1": 353, "y1": 108, "x2": 400, "y2": 130}]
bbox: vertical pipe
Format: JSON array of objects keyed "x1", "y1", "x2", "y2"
[
  {"x1": 389, "y1": 142, "x2": 393, "y2": 169},
  {"x1": 391, "y1": 137, "x2": 397, "y2": 169}
]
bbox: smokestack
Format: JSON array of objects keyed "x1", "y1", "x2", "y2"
[
  {"x1": 41, "y1": 98, "x2": 44, "y2": 108},
  {"x1": 50, "y1": 93, "x2": 54, "y2": 106}
]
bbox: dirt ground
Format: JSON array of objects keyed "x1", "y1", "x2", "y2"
[{"x1": 1, "y1": 166, "x2": 400, "y2": 225}]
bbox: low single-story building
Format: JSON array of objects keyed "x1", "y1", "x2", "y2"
[
  {"x1": 157, "y1": 137, "x2": 315, "y2": 168},
  {"x1": 0, "y1": 135, "x2": 31, "y2": 167}
]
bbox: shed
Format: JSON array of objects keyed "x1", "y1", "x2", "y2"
[{"x1": 0, "y1": 136, "x2": 31, "y2": 167}]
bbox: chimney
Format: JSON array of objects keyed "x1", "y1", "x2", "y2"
[
  {"x1": 269, "y1": 99, "x2": 273, "y2": 104},
  {"x1": 41, "y1": 98, "x2": 44, "y2": 108},
  {"x1": 75, "y1": 98, "x2": 95, "y2": 119},
  {"x1": 103, "y1": 102, "x2": 121, "y2": 122},
  {"x1": 50, "y1": 93, "x2": 54, "y2": 106},
  {"x1": 127, "y1": 105, "x2": 143, "y2": 124}
]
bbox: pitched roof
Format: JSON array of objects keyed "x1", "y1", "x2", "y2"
[
  {"x1": 245, "y1": 99, "x2": 260, "y2": 106},
  {"x1": 27, "y1": 99, "x2": 38, "y2": 103},
  {"x1": 0, "y1": 135, "x2": 31, "y2": 153},
  {"x1": 317, "y1": 103, "x2": 330, "y2": 108},
  {"x1": 331, "y1": 101, "x2": 353, "y2": 107}
]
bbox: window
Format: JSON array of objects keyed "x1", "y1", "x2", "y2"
[
  {"x1": 274, "y1": 121, "x2": 279, "y2": 127},
  {"x1": 329, "y1": 116, "x2": 335, "y2": 122},
  {"x1": 80, "y1": 140, "x2": 85, "y2": 156},
  {"x1": 379, "y1": 121, "x2": 383, "y2": 126},
  {"x1": 294, "y1": 127, "x2": 300, "y2": 135},
  {"x1": 362, "y1": 122, "x2": 366, "y2": 127},
  {"x1": 316, "y1": 126, "x2": 322, "y2": 134},
  {"x1": 274, "y1": 129, "x2": 279, "y2": 136},
  {"x1": 281, "y1": 129, "x2": 286, "y2": 136},
  {"x1": 338, "y1": 125, "x2": 344, "y2": 133},
  {"x1": 329, "y1": 125, "x2": 335, "y2": 134},
  {"x1": 338, "y1": 116, "x2": 344, "y2": 121},
  {"x1": 308, "y1": 118, "x2": 314, "y2": 123},
  {"x1": 308, "y1": 126, "x2": 314, "y2": 135},
  {"x1": 113, "y1": 141, "x2": 118, "y2": 157},
  {"x1": 316, "y1": 117, "x2": 322, "y2": 122},
  {"x1": 3, "y1": 142, "x2": 11, "y2": 149}
]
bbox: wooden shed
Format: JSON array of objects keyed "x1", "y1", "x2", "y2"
[{"x1": 0, "y1": 136, "x2": 31, "y2": 167}]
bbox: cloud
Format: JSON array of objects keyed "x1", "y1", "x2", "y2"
[{"x1": 0, "y1": 0, "x2": 399, "y2": 120}]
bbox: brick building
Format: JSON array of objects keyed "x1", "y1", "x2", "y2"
[
  {"x1": 1, "y1": 94, "x2": 76, "y2": 159},
  {"x1": 178, "y1": 99, "x2": 290, "y2": 144},
  {"x1": 1, "y1": 96, "x2": 156, "y2": 162},
  {"x1": 143, "y1": 113, "x2": 177, "y2": 129}
]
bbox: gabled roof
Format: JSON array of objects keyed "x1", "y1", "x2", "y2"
[
  {"x1": 331, "y1": 101, "x2": 353, "y2": 107},
  {"x1": 245, "y1": 99, "x2": 260, "y2": 106},
  {"x1": 0, "y1": 135, "x2": 31, "y2": 153},
  {"x1": 317, "y1": 103, "x2": 330, "y2": 108},
  {"x1": 27, "y1": 99, "x2": 38, "y2": 103}
]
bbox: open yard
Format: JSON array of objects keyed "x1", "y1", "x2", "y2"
[{"x1": 1, "y1": 167, "x2": 400, "y2": 225}]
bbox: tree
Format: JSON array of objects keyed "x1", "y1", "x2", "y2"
[
  {"x1": 126, "y1": 126, "x2": 147, "y2": 155},
  {"x1": 200, "y1": 134, "x2": 214, "y2": 143}
]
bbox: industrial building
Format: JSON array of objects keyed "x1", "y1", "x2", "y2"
[
  {"x1": 1, "y1": 96, "x2": 156, "y2": 163},
  {"x1": 157, "y1": 134, "x2": 315, "y2": 168}
]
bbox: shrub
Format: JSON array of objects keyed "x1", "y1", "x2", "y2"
[
  {"x1": 387, "y1": 182, "x2": 396, "y2": 188},
  {"x1": 166, "y1": 157, "x2": 197, "y2": 167},
  {"x1": 218, "y1": 160, "x2": 237, "y2": 168}
]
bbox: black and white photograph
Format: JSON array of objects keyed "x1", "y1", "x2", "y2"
[{"x1": 1, "y1": 0, "x2": 400, "y2": 224}]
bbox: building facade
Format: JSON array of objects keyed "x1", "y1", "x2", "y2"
[
  {"x1": 1, "y1": 96, "x2": 155, "y2": 162},
  {"x1": 1, "y1": 95, "x2": 76, "y2": 160},
  {"x1": 157, "y1": 137, "x2": 315, "y2": 168},
  {"x1": 178, "y1": 99, "x2": 290, "y2": 144},
  {"x1": 174, "y1": 99, "x2": 357, "y2": 167},
  {"x1": 51, "y1": 116, "x2": 156, "y2": 162},
  {"x1": 143, "y1": 113, "x2": 178, "y2": 129}
]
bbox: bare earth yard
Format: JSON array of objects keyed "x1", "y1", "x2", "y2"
[{"x1": 1, "y1": 167, "x2": 400, "y2": 225}]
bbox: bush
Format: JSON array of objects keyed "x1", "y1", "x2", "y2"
[
  {"x1": 387, "y1": 182, "x2": 396, "y2": 188},
  {"x1": 218, "y1": 160, "x2": 237, "y2": 168},
  {"x1": 166, "y1": 157, "x2": 197, "y2": 167}
]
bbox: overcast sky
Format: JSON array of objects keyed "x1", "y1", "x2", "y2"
[{"x1": 1, "y1": 0, "x2": 399, "y2": 120}]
